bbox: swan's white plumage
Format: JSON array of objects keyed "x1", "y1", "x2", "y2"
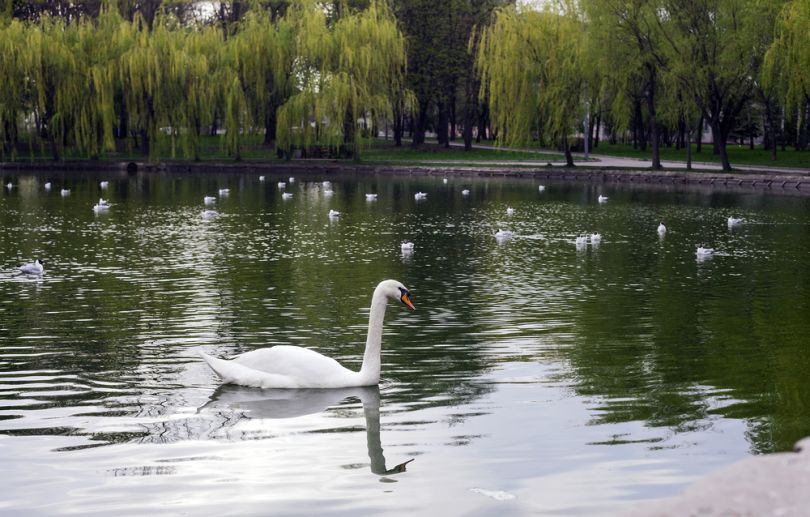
[{"x1": 200, "y1": 279, "x2": 414, "y2": 389}]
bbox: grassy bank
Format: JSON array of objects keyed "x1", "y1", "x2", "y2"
[{"x1": 589, "y1": 143, "x2": 810, "y2": 169}]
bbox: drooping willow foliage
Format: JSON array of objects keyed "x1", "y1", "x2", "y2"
[
  {"x1": 0, "y1": 0, "x2": 411, "y2": 161},
  {"x1": 765, "y1": 0, "x2": 810, "y2": 115}
]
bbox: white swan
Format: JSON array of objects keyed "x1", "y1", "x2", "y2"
[
  {"x1": 219, "y1": 188, "x2": 230, "y2": 196},
  {"x1": 200, "y1": 280, "x2": 415, "y2": 388},
  {"x1": 19, "y1": 259, "x2": 44, "y2": 276},
  {"x1": 727, "y1": 216, "x2": 742, "y2": 227},
  {"x1": 495, "y1": 229, "x2": 513, "y2": 239},
  {"x1": 538, "y1": 185, "x2": 546, "y2": 192},
  {"x1": 322, "y1": 181, "x2": 331, "y2": 187},
  {"x1": 44, "y1": 182, "x2": 52, "y2": 190},
  {"x1": 93, "y1": 198, "x2": 110, "y2": 212},
  {"x1": 401, "y1": 241, "x2": 414, "y2": 251},
  {"x1": 365, "y1": 193, "x2": 378, "y2": 201},
  {"x1": 202, "y1": 209, "x2": 218, "y2": 219},
  {"x1": 443, "y1": 178, "x2": 448, "y2": 184},
  {"x1": 61, "y1": 189, "x2": 70, "y2": 196},
  {"x1": 414, "y1": 192, "x2": 427, "y2": 200},
  {"x1": 100, "y1": 181, "x2": 109, "y2": 189},
  {"x1": 506, "y1": 207, "x2": 515, "y2": 216},
  {"x1": 658, "y1": 222, "x2": 667, "y2": 235},
  {"x1": 461, "y1": 189, "x2": 470, "y2": 196},
  {"x1": 259, "y1": 175, "x2": 265, "y2": 182},
  {"x1": 282, "y1": 192, "x2": 293, "y2": 200},
  {"x1": 324, "y1": 189, "x2": 334, "y2": 197},
  {"x1": 328, "y1": 209, "x2": 340, "y2": 218},
  {"x1": 288, "y1": 177, "x2": 295, "y2": 183},
  {"x1": 278, "y1": 181, "x2": 286, "y2": 189},
  {"x1": 590, "y1": 233, "x2": 602, "y2": 244},
  {"x1": 696, "y1": 246, "x2": 714, "y2": 258},
  {"x1": 598, "y1": 195, "x2": 608, "y2": 203},
  {"x1": 5, "y1": 182, "x2": 12, "y2": 190},
  {"x1": 575, "y1": 234, "x2": 588, "y2": 246}
]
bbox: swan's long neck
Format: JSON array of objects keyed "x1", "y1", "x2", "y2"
[{"x1": 359, "y1": 286, "x2": 389, "y2": 384}]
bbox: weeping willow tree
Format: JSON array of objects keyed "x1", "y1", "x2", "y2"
[
  {"x1": 278, "y1": 0, "x2": 410, "y2": 161},
  {"x1": 0, "y1": 20, "x2": 31, "y2": 159},
  {"x1": 764, "y1": 0, "x2": 810, "y2": 123},
  {"x1": 477, "y1": 1, "x2": 585, "y2": 166},
  {"x1": 230, "y1": 4, "x2": 296, "y2": 148}
]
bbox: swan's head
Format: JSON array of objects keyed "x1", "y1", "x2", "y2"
[{"x1": 379, "y1": 280, "x2": 415, "y2": 311}]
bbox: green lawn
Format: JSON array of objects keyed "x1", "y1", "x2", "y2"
[{"x1": 590, "y1": 142, "x2": 810, "y2": 169}]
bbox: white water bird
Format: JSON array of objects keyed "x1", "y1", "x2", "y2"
[
  {"x1": 506, "y1": 207, "x2": 515, "y2": 216},
  {"x1": 93, "y1": 198, "x2": 110, "y2": 212},
  {"x1": 100, "y1": 181, "x2": 109, "y2": 189},
  {"x1": 324, "y1": 189, "x2": 334, "y2": 197},
  {"x1": 495, "y1": 229, "x2": 513, "y2": 240},
  {"x1": 443, "y1": 178, "x2": 448, "y2": 184},
  {"x1": 598, "y1": 195, "x2": 608, "y2": 203},
  {"x1": 219, "y1": 188, "x2": 230, "y2": 196},
  {"x1": 658, "y1": 222, "x2": 667, "y2": 235},
  {"x1": 204, "y1": 196, "x2": 216, "y2": 205},
  {"x1": 727, "y1": 216, "x2": 742, "y2": 227},
  {"x1": 44, "y1": 182, "x2": 52, "y2": 190},
  {"x1": 278, "y1": 181, "x2": 286, "y2": 189},
  {"x1": 202, "y1": 209, "x2": 218, "y2": 219},
  {"x1": 259, "y1": 175, "x2": 265, "y2": 182},
  {"x1": 19, "y1": 259, "x2": 44, "y2": 276},
  {"x1": 414, "y1": 192, "x2": 427, "y2": 200},
  {"x1": 5, "y1": 182, "x2": 12, "y2": 190},
  {"x1": 538, "y1": 185, "x2": 546, "y2": 192},
  {"x1": 200, "y1": 280, "x2": 415, "y2": 388},
  {"x1": 575, "y1": 235, "x2": 588, "y2": 246},
  {"x1": 322, "y1": 181, "x2": 331, "y2": 187},
  {"x1": 282, "y1": 192, "x2": 293, "y2": 200},
  {"x1": 365, "y1": 193, "x2": 378, "y2": 201},
  {"x1": 461, "y1": 189, "x2": 470, "y2": 196},
  {"x1": 590, "y1": 233, "x2": 602, "y2": 244},
  {"x1": 328, "y1": 209, "x2": 340, "y2": 218},
  {"x1": 401, "y1": 241, "x2": 414, "y2": 251},
  {"x1": 61, "y1": 189, "x2": 70, "y2": 196},
  {"x1": 696, "y1": 246, "x2": 715, "y2": 258},
  {"x1": 289, "y1": 177, "x2": 295, "y2": 183}
]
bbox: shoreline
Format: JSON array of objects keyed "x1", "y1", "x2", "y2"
[{"x1": 2, "y1": 159, "x2": 809, "y2": 195}]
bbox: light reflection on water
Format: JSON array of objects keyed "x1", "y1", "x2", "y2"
[{"x1": 1, "y1": 171, "x2": 809, "y2": 515}]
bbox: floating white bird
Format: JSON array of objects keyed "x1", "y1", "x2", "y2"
[
  {"x1": 288, "y1": 177, "x2": 295, "y2": 183},
  {"x1": 44, "y1": 182, "x2": 52, "y2": 190},
  {"x1": 414, "y1": 192, "x2": 427, "y2": 200},
  {"x1": 598, "y1": 195, "x2": 608, "y2": 203},
  {"x1": 696, "y1": 246, "x2": 714, "y2": 258},
  {"x1": 322, "y1": 181, "x2": 331, "y2": 187},
  {"x1": 6, "y1": 182, "x2": 12, "y2": 189},
  {"x1": 324, "y1": 189, "x2": 334, "y2": 197},
  {"x1": 259, "y1": 175, "x2": 265, "y2": 182},
  {"x1": 727, "y1": 216, "x2": 742, "y2": 227},
  {"x1": 495, "y1": 229, "x2": 513, "y2": 239},
  {"x1": 19, "y1": 259, "x2": 44, "y2": 276},
  {"x1": 219, "y1": 188, "x2": 230, "y2": 196},
  {"x1": 61, "y1": 189, "x2": 70, "y2": 196},
  {"x1": 202, "y1": 209, "x2": 218, "y2": 219},
  {"x1": 658, "y1": 222, "x2": 667, "y2": 235},
  {"x1": 401, "y1": 241, "x2": 414, "y2": 251},
  {"x1": 365, "y1": 193, "x2": 378, "y2": 201},
  {"x1": 443, "y1": 178, "x2": 448, "y2": 184},
  {"x1": 328, "y1": 209, "x2": 340, "y2": 218},
  {"x1": 575, "y1": 235, "x2": 588, "y2": 246},
  {"x1": 93, "y1": 198, "x2": 110, "y2": 212},
  {"x1": 590, "y1": 233, "x2": 602, "y2": 244},
  {"x1": 204, "y1": 196, "x2": 216, "y2": 205},
  {"x1": 278, "y1": 181, "x2": 286, "y2": 189},
  {"x1": 506, "y1": 207, "x2": 515, "y2": 216},
  {"x1": 200, "y1": 280, "x2": 415, "y2": 388},
  {"x1": 461, "y1": 189, "x2": 470, "y2": 196},
  {"x1": 282, "y1": 192, "x2": 293, "y2": 200},
  {"x1": 100, "y1": 181, "x2": 109, "y2": 189},
  {"x1": 538, "y1": 185, "x2": 546, "y2": 192}
]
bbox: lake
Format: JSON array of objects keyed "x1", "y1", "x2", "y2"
[{"x1": 1, "y1": 170, "x2": 809, "y2": 515}]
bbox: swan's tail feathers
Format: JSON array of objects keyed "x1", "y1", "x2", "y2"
[{"x1": 199, "y1": 351, "x2": 296, "y2": 389}]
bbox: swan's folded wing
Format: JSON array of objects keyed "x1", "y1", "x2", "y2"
[{"x1": 199, "y1": 352, "x2": 299, "y2": 389}]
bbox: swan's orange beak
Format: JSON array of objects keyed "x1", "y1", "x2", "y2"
[{"x1": 401, "y1": 293, "x2": 415, "y2": 311}]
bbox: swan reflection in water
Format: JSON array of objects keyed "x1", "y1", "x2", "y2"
[{"x1": 199, "y1": 385, "x2": 414, "y2": 477}]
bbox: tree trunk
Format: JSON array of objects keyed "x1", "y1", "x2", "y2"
[
  {"x1": 393, "y1": 106, "x2": 403, "y2": 147},
  {"x1": 477, "y1": 103, "x2": 489, "y2": 142},
  {"x1": 449, "y1": 93, "x2": 456, "y2": 142},
  {"x1": 647, "y1": 68, "x2": 661, "y2": 170},
  {"x1": 562, "y1": 136, "x2": 574, "y2": 167},
  {"x1": 594, "y1": 114, "x2": 601, "y2": 147},
  {"x1": 696, "y1": 115, "x2": 703, "y2": 153},
  {"x1": 686, "y1": 128, "x2": 692, "y2": 170},
  {"x1": 263, "y1": 107, "x2": 277, "y2": 147},
  {"x1": 437, "y1": 102, "x2": 449, "y2": 147},
  {"x1": 412, "y1": 100, "x2": 428, "y2": 147},
  {"x1": 710, "y1": 121, "x2": 732, "y2": 171}
]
